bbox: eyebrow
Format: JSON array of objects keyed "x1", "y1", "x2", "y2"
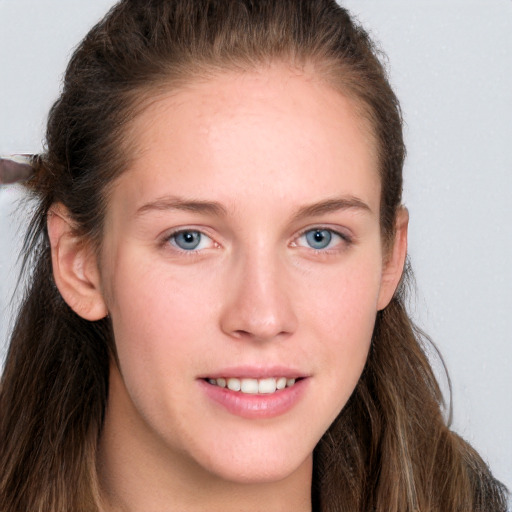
[
  {"x1": 134, "y1": 195, "x2": 371, "y2": 219},
  {"x1": 292, "y1": 196, "x2": 373, "y2": 221},
  {"x1": 135, "y1": 196, "x2": 228, "y2": 217}
]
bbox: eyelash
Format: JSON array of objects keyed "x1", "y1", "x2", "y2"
[
  {"x1": 294, "y1": 227, "x2": 352, "y2": 253},
  {"x1": 163, "y1": 228, "x2": 217, "y2": 254},
  {"x1": 161, "y1": 226, "x2": 352, "y2": 255}
]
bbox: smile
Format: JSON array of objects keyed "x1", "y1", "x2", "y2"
[
  {"x1": 206, "y1": 377, "x2": 298, "y2": 394},
  {"x1": 200, "y1": 375, "x2": 308, "y2": 419}
]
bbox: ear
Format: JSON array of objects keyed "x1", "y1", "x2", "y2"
[
  {"x1": 377, "y1": 207, "x2": 409, "y2": 311},
  {"x1": 47, "y1": 203, "x2": 108, "y2": 320}
]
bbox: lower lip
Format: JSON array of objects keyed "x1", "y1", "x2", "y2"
[{"x1": 199, "y1": 378, "x2": 309, "y2": 419}]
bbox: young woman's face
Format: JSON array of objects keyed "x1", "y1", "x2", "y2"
[{"x1": 98, "y1": 65, "x2": 398, "y2": 485}]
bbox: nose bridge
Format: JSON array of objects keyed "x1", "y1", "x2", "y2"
[{"x1": 220, "y1": 242, "x2": 297, "y2": 341}]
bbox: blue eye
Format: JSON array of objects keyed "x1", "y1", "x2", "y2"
[
  {"x1": 298, "y1": 228, "x2": 346, "y2": 250},
  {"x1": 305, "y1": 229, "x2": 333, "y2": 249},
  {"x1": 170, "y1": 230, "x2": 209, "y2": 251}
]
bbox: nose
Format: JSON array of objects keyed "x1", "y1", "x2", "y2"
[{"x1": 219, "y1": 251, "x2": 298, "y2": 342}]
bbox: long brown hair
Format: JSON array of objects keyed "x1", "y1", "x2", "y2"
[{"x1": 0, "y1": 1, "x2": 508, "y2": 511}]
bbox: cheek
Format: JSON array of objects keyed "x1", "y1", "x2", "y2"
[
  {"x1": 303, "y1": 255, "x2": 381, "y2": 390},
  {"x1": 104, "y1": 258, "x2": 209, "y2": 375},
  {"x1": 103, "y1": 260, "x2": 216, "y2": 435},
  {"x1": 304, "y1": 255, "x2": 382, "y2": 338}
]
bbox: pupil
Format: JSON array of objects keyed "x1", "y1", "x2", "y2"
[
  {"x1": 305, "y1": 229, "x2": 332, "y2": 249},
  {"x1": 175, "y1": 231, "x2": 201, "y2": 250}
]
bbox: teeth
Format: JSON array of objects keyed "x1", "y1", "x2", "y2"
[
  {"x1": 276, "y1": 377, "x2": 287, "y2": 390},
  {"x1": 209, "y1": 377, "x2": 298, "y2": 394},
  {"x1": 258, "y1": 378, "x2": 276, "y2": 394},
  {"x1": 227, "y1": 378, "x2": 241, "y2": 391},
  {"x1": 241, "y1": 379, "x2": 259, "y2": 394}
]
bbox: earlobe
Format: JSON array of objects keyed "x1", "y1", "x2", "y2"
[
  {"x1": 47, "y1": 203, "x2": 108, "y2": 321},
  {"x1": 377, "y1": 207, "x2": 409, "y2": 311}
]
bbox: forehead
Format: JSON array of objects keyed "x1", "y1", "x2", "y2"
[{"x1": 113, "y1": 65, "x2": 380, "y2": 216}]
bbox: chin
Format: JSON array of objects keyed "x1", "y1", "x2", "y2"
[{"x1": 193, "y1": 442, "x2": 313, "y2": 485}]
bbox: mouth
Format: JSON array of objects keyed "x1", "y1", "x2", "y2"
[
  {"x1": 200, "y1": 373, "x2": 309, "y2": 418},
  {"x1": 204, "y1": 376, "x2": 303, "y2": 395}
]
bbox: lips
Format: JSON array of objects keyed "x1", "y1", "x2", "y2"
[{"x1": 199, "y1": 368, "x2": 309, "y2": 419}]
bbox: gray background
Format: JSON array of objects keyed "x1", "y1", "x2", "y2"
[{"x1": 1, "y1": 0, "x2": 511, "y2": 490}]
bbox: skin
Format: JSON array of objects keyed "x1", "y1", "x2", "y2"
[{"x1": 48, "y1": 65, "x2": 408, "y2": 512}]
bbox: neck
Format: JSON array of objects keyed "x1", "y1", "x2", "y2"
[{"x1": 97, "y1": 367, "x2": 312, "y2": 512}]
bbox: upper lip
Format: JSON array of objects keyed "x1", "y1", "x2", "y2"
[{"x1": 199, "y1": 365, "x2": 308, "y2": 380}]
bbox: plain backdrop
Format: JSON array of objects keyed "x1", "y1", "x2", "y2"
[{"x1": 1, "y1": 0, "x2": 511, "y2": 491}]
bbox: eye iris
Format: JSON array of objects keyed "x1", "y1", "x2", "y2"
[
  {"x1": 306, "y1": 229, "x2": 332, "y2": 249},
  {"x1": 174, "y1": 231, "x2": 201, "y2": 250}
]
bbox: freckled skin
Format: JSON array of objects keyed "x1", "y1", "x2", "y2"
[{"x1": 93, "y1": 65, "x2": 402, "y2": 511}]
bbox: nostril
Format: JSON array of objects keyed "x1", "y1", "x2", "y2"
[
  {"x1": 232, "y1": 329, "x2": 251, "y2": 338},
  {"x1": 230, "y1": 328, "x2": 292, "y2": 342}
]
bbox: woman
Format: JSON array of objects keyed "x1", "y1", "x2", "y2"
[{"x1": 0, "y1": 1, "x2": 508, "y2": 511}]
